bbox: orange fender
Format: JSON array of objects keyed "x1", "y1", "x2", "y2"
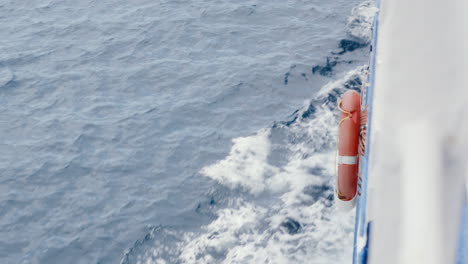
[{"x1": 336, "y1": 90, "x2": 361, "y2": 201}]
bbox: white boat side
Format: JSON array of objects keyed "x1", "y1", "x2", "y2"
[{"x1": 354, "y1": 0, "x2": 468, "y2": 263}]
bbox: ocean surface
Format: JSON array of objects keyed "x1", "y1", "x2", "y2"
[{"x1": 0, "y1": 0, "x2": 374, "y2": 263}]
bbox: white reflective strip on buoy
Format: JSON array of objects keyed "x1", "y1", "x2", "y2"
[{"x1": 338, "y1": 155, "x2": 358, "y2": 165}]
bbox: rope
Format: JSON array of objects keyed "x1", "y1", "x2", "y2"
[
  {"x1": 337, "y1": 99, "x2": 353, "y2": 125},
  {"x1": 337, "y1": 98, "x2": 367, "y2": 156},
  {"x1": 358, "y1": 109, "x2": 368, "y2": 156}
]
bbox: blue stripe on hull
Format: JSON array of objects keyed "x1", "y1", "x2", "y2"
[
  {"x1": 352, "y1": 0, "x2": 380, "y2": 263},
  {"x1": 456, "y1": 203, "x2": 467, "y2": 264}
]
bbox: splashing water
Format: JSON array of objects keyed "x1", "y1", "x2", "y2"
[
  {"x1": 122, "y1": 66, "x2": 370, "y2": 264},
  {"x1": 120, "y1": 0, "x2": 376, "y2": 262},
  {"x1": 346, "y1": 0, "x2": 378, "y2": 44},
  {"x1": 190, "y1": 70, "x2": 368, "y2": 264}
]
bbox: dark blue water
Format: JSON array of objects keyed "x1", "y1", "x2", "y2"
[{"x1": 0, "y1": 0, "x2": 373, "y2": 263}]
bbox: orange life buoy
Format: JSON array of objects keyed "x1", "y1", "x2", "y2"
[{"x1": 336, "y1": 90, "x2": 361, "y2": 201}]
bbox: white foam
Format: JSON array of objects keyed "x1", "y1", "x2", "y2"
[
  {"x1": 346, "y1": 1, "x2": 378, "y2": 43},
  {"x1": 124, "y1": 66, "x2": 369, "y2": 264},
  {"x1": 201, "y1": 129, "x2": 279, "y2": 194},
  {"x1": 202, "y1": 66, "x2": 367, "y2": 198},
  {"x1": 174, "y1": 67, "x2": 368, "y2": 263}
]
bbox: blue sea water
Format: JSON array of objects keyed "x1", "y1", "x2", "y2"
[{"x1": 0, "y1": 0, "x2": 373, "y2": 263}]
